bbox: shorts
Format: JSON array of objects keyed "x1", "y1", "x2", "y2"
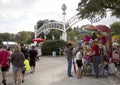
[
  {"x1": 76, "y1": 60, "x2": 83, "y2": 68},
  {"x1": 22, "y1": 70, "x2": 25, "y2": 74},
  {"x1": 1, "y1": 66, "x2": 10, "y2": 72},
  {"x1": 12, "y1": 65, "x2": 23, "y2": 72},
  {"x1": 30, "y1": 60, "x2": 36, "y2": 67}
]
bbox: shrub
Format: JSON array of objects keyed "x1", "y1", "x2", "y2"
[{"x1": 41, "y1": 40, "x2": 68, "y2": 55}]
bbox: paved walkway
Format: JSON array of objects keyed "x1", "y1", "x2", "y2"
[{"x1": 0, "y1": 56, "x2": 120, "y2": 85}]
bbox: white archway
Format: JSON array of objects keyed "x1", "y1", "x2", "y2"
[{"x1": 35, "y1": 14, "x2": 83, "y2": 40}]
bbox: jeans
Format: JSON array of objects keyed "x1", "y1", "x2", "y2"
[
  {"x1": 67, "y1": 58, "x2": 72, "y2": 76},
  {"x1": 92, "y1": 56, "x2": 100, "y2": 77}
]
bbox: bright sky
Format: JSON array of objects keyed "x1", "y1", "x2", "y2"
[{"x1": 0, "y1": 0, "x2": 119, "y2": 34}]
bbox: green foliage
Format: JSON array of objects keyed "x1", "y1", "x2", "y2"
[
  {"x1": 26, "y1": 32, "x2": 34, "y2": 44},
  {"x1": 41, "y1": 40, "x2": 68, "y2": 55},
  {"x1": 0, "y1": 31, "x2": 34, "y2": 44},
  {"x1": 0, "y1": 33, "x2": 15, "y2": 41},
  {"x1": 110, "y1": 21, "x2": 120, "y2": 35},
  {"x1": 47, "y1": 29, "x2": 62, "y2": 40},
  {"x1": 15, "y1": 31, "x2": 32, "y2": 44},
  {"x1": 110, "y1": 21, "x2": 120, "y2": 44},
  {"x1": 77, "y1": 0, "x2": 120, "y2": 19},
  {"x1": 0, "y1": 39, "x2": 2, "y2": 45},
  {"x1": 39, "y1": 29, "x2": 62, "y2": 40},
  {"x1": 67, "y1": 28, "x2": 80, "y2": 40},
  {"x1": 36, "y1": 20, "x2": 44, "y2": 29}
]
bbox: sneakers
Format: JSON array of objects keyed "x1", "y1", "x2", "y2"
[{"x1": 2, "y1": 79, "x2": 6, "y2": 85}]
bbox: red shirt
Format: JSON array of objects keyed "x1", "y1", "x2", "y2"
[
  {"x1": 0, "y1": 49, "x2": 10, "y2": 67},
  {"x1": 92, "y1": 44, "x2": 99, "y2": 56}
]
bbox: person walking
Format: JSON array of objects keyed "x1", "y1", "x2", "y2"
[
  {"x1": 35, "y1": 45, "x2": 42, "y2": 61},
  {"x1": 11, "y1": 45, "x2": 25, "y2": 85},
  {"x1": 20, "y1": 43, "x2": 29, "y2": 83},
  {"x1": 65, "y1": 43, "x2": 73, "y2": 77},
  {"x1": 29, "y1": 46, "x2": 38, "y2": 73},
  {"x1": 75, "y1": 47, "x2": 83, "y2": 79},
  {"x1": 0, "y1": 45, "x2": 10, "y2": 85},
  {"x1": 90, "y1": 40, "x2": 100, "y2": 78}
]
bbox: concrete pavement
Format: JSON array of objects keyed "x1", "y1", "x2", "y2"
[{"x1": 0, "y1": 56, "x2": 120, "y2": 85}]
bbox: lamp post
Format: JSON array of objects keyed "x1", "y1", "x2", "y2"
[{"x1": 62, "y1": 4, "x2": 67, "y2": 41}]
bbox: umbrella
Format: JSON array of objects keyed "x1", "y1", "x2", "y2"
[
  {"x1": 95, "y1": 25, "x2": 111, "y2": 33},
  {"x1": 83, "y1": 25, "x2": 97, "y2": 31},
  {"x1": 73, "y1": 58, "x2": 76, "y2": 75},
  {"x1": 81, "y1": 25, "x2": 98, "y2": 36},
  {"x1": 32, "y1": 38, "x2": 44, "y2": 42}
]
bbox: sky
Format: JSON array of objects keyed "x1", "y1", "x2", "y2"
[{"x1": 0, "y1": 0, "x2": 120, "y2": 34}]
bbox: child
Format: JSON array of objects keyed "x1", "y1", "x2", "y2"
[{"x1": 76, "y1": 47, "x2": 83, "y2": 79}]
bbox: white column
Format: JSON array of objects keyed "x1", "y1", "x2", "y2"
[
  {"x1": 34, "y1": 25, "x2": 37, "y2": 38},
  {"x1": 62, "y1": 11, "x2": 67, "y2": 41},
  {"x1": 62, "y1": 4, "x2": 67, "y2": 41}
]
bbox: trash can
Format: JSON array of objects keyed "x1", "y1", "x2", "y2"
[{"x1": 52, "y1": 51, "x2": 56, "y2": 57}]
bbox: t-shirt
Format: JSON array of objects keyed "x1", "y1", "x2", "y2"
[
  {"x1": 0, "y1": 49, "x2": 10, "y2": 67},
  {"x1": 92, "y1": 44, "x2": 100, "y2": 56},
  {"x1": 76, "y1": 51, "x2": 82, "y2": 60},
  {"x1": 11, "y1": 52, "x2": 25, "y2": 68},
  {"x1": 29, "y1": 49, "x2": 38, "y2": 60}
]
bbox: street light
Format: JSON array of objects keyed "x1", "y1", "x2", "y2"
[{"x1": 62, "y1": 4, "x2": 67, "y2": 41}]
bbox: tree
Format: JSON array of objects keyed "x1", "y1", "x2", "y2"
[
  {"x1": 15, "y1": 31, "x2": 31, "y2": 44},
  {"x1": 36, "y1": 20, "x2": 44, "y2": 29},
  {"x1": 110, "y1": 21, "x2": 120, "y2": 35},
  {"x1": 26, "y1": 31, "x2": 34, "y2": 44},
  {"x1": 0, "y1": 39, "x2": 2, "y2": 45},
  {"x1": 77, "y1": 0, "x2": 120, "y2": 19},
  {"x1": 47, "y1": 29, "x2": 62, "y2": 40},
  {"x1": 110, "y1": 21, "x2": 120, "y2": 44},
  {"x1": 67, "y1": 28, "x2": 81, "y2": 40},
  {"x1": 0, "y1": 33, "x2": 15, "y2": 41}
]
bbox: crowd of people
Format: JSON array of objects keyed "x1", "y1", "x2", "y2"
[
  {"x1": 0, "y1": 43, "x2": 41, "y2": 85},
  {"x1": 0, "y1": 39, "x2": 119, "y2": 84},
  {"x1": 64, "y1": 39, "x2": 119, "y2": 79}
]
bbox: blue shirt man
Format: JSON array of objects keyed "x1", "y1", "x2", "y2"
[{"x1": 65, "y1": 43, "x2": 73, "y2": 77}]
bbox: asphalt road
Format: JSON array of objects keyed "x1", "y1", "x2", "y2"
[{"x1": 0, "y1": 56, "x2": 120, "y2": 85}]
